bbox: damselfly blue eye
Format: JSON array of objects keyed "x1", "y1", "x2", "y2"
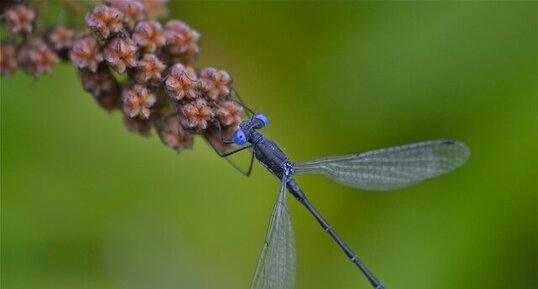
[
  {"x1": 254, "y1": 113, "x2": 269, "y2": 128},
  {"x1": 232, "y1": 129, "x2": 247, "y2": 145}
]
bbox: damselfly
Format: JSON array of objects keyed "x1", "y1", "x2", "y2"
[{"x1": 207, "y1": 104, "x2": 470, "y2": 289}]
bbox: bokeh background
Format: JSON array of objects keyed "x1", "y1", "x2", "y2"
[{"x1": 2, "y1": 2, "x2": 537, "y2": 289}]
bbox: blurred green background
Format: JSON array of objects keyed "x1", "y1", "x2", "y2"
[{"x1": 1, "y1": 2, "x2": 537, "y2": 289}]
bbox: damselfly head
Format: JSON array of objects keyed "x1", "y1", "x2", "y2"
[
  {"x1": 232, "y1": 129, "x2": 247, "y2": 145},
  {"x1": 230, "y1": 113, "x2": 268, "y2": 145}
]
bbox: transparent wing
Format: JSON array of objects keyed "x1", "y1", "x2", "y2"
[
  {"x1": 250, "y1": 173, "x2": 296, "y2": 289},
  {"x1": 294, "y1": 139, "x2": 470, "y2": 191}
]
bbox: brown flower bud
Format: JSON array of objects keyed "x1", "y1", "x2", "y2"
[
  {"x1": 216, "y1": 101, "x2": 242, "y2": 127},
  {"x1": 164, "y1": 20, "x2": 200, "y2": 58},
  {"x1": 17, "y1": 39, "x2": 59, "y2": 77},
  {"x1": 104, "y1": 37, "x2": 138, "y2": 73},
  {"x1": 123, "y1": 115, "x2": 152, "y2": 137},
  {"x1": 0, "y1": 42, "x2": 18, "y2": 77},
  {"x1": 164, "y1": 63, "x2": 198, "y2": 100},
  {"x1": 70, "y1": 36, "x2": 103, "y2": 72},
  {"x1": 47, "y1": 26, "x2": 76, "y2": 51},
  {"x1": 180, "y1": 98, "x2": 214, "y2": 130},
  {"x1": 78, "y1": 66, "x2": 117, "y2": 97},
  {"x1": 158, "y1": 115, "x2": 193, "y2": 152},
  {"x1": 200, "y1": 67, "x2": 232, "y2": 99},
  {"x1": 122, "y1": 85, "x2": 156, "y2": 119},
  {"x1": 106, "y1": 0, "x2": 144, "y2": 30},
  {"x1": 85, "y1": 5, "x2": 124, "y2": 40},
  {"x1": 132, "y1": 20, "x2": 165, "y2": 53},
  {"x1": 3, "y1": 4, "x2": 35, "y2": 35},
  {"x1": 136, "y1": 54, "x2": 165, "y2": 84}
]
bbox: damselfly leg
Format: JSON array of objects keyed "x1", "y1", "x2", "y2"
[
  {"x1": 203, "y1": 89, "x2": 258, "y2": 176},
  {"x1": 205, "y1": 119, "x2": 255, "y2": 176},
  {"x1": 231, "y1": 88, "x2": 255, "y2": 117}
]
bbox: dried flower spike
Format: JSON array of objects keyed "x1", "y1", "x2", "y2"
[
  {"x1": 136, "y1": 54, "x2": 165, "y2": 84},
  {"x1": 165, "y1": 63, "x2": 198, "y2": 100},
  {"x1": 70, "y1": 36, "x2": 103, "y2": 72},
  {"x1": 47, "y1": 26, "x2": 76, "y2": 51},
  {"x1": 104, "y1": 37, "x2": 138, "y2": 73},
  {"x1": 2, "y1": 0, "x2": 242, "y2": 152},
  {"x1": 200, "y1": 67, "x2": 232, "y2": 99},
  {"x1": 0, "y1": 42, "x2": 18, "y2": 77},
  {"x1": 85, "y1": 5, "x2": 124, "y2": 40},
  {"x1": 18, "y1": 39, "x2": 59, "y2": 77},
  {"x1": 78, "y1": 66, "x2": 117, "y2": 97},
  {"x1": 216, "y1": 101, "x2": 243, "y2": 127},
  {"x1": 132, "y1": 20, "x2": 165, "y2": 53},
  {"x1": 158, "y1": 115, "x2": 193, "y2": 152},
  {"x1": 164, "y1": 20, "x2": 200, "y2": 57},
  {"x1": 180, "y1": 98, "x2": 214, "y2": 130},
  {"x1": 3, "y1": 4, "x2": 35, "y2": 35},
  {"x1": 122, "y1": 85, "x2": 156, "y2": 119}
]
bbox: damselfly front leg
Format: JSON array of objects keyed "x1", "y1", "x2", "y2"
[{"x1": 205, "y1": 119, "x2": 255, "y2": 176}]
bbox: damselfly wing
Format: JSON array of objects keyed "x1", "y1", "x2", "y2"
[
  {"x1": 294, "y1": 140, "x2": 470, "y2": 191},
  {"x1": 250, "y1": 172, "x2": 296, "y2": 289}
]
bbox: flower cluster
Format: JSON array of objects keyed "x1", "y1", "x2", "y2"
[{"x1": 1, "y1": 0, "x2": 245, "y2": 154}]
